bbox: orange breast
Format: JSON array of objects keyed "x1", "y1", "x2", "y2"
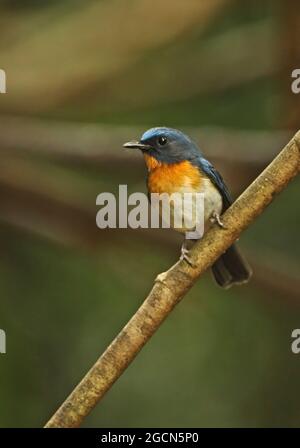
[{"x1": 145, "y1": 156, "x2": 203, "y2": 194}]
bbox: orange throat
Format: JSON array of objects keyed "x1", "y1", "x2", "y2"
[
  {"x1": 144, "y1": 154, "x2": 202, "y2": 195},
  {"x1": 143, "y1": 154, "x2": 161, "y2": 171}
]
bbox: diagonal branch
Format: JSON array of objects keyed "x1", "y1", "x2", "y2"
[{"x1": 45, "y1": 131, "x2": 300, "y2": 428}]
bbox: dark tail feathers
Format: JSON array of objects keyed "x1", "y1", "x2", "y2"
[{"x1": 211, "y1": 244, "x2": 252, "y2": 288}]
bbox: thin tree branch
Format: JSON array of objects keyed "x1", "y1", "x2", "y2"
[
  {"x1": 0, "y1": 0, "x2": 230, "y2": 112},
  {"x1": 0, "y1": 115, "x2": 290, "y2": 165},
  {"x1": 45, "y1": 132, "x2": 300, "y2": 428}
]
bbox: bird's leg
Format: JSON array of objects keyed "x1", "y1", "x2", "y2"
[
  {"x1": 180, "y1": 239, "x2": 194, "y2": 266},
  {"x1": 210, "y1": 211, "x2": 225, "y2": 228}
]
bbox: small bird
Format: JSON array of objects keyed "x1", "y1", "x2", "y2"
[{"x1": 124, "y1": 127, "x2": 252, "y2": 288}]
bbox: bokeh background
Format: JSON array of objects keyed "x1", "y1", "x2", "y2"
[{"x1": 0, "y1": 0, "x2": 300, "y2": 428}]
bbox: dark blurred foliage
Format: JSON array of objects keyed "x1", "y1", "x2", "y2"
[{"x1": 0, "y1": 0, "x2": 299, "y2": 428}]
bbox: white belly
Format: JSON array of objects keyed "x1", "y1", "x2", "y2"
[
  {"x1": 154, "y1": 179, "x2": 223, "y2": 235},
  {"x1": 202, "y1": 178, "x2": 223, "y2": 226}
]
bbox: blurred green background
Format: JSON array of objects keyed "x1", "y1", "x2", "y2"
[{"x1": 0, "y1": 0, "x2": 300, "y2": 428}]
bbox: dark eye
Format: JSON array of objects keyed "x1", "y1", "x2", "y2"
[{"x1": 158, "y1": 135, "x2": 167, "y2": 146}]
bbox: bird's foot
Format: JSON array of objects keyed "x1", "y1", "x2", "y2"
[
  {"x1": 210, "y1": 211, "x2": 225, "y2": 229},
  {"x1": 180, "y1": 246, "x2": 194, "y2": 267}
]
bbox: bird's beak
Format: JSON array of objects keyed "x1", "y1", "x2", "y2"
[{"x1": 123, "y1": 141, "x2": 151, "y2": 150}]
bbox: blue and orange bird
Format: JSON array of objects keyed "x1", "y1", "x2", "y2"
[{"x1": 124, "y1": 127, "x2": 252, "y2": 288}]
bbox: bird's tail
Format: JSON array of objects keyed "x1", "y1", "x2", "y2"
[{"x1": 211, "y1": 244, "x2": 252, "y2": 288}]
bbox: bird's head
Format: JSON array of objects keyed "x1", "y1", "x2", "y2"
[{"x1": 123, "y1": 127, "x2": 201, "y2": 169}]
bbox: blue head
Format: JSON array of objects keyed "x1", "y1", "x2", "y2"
[{"x1": 123, "y1": 127, "x2": 201, "y2": 164}]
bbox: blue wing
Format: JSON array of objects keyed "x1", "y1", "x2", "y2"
[{"x1": 195, "y1": 157, "x2": 232, "y2": 211}]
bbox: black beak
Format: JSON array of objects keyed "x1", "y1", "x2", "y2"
[{"x1": 123, "y1": 141, "x2": 151, "y2": 150}]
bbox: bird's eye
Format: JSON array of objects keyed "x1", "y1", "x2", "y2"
[{"x1": 158, "y1": 135, "x2": 167, "y2": 146}]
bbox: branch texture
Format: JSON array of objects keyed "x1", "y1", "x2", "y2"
[{"x1": 45, "y1": 131, "x2": 300, "y2": 428}]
